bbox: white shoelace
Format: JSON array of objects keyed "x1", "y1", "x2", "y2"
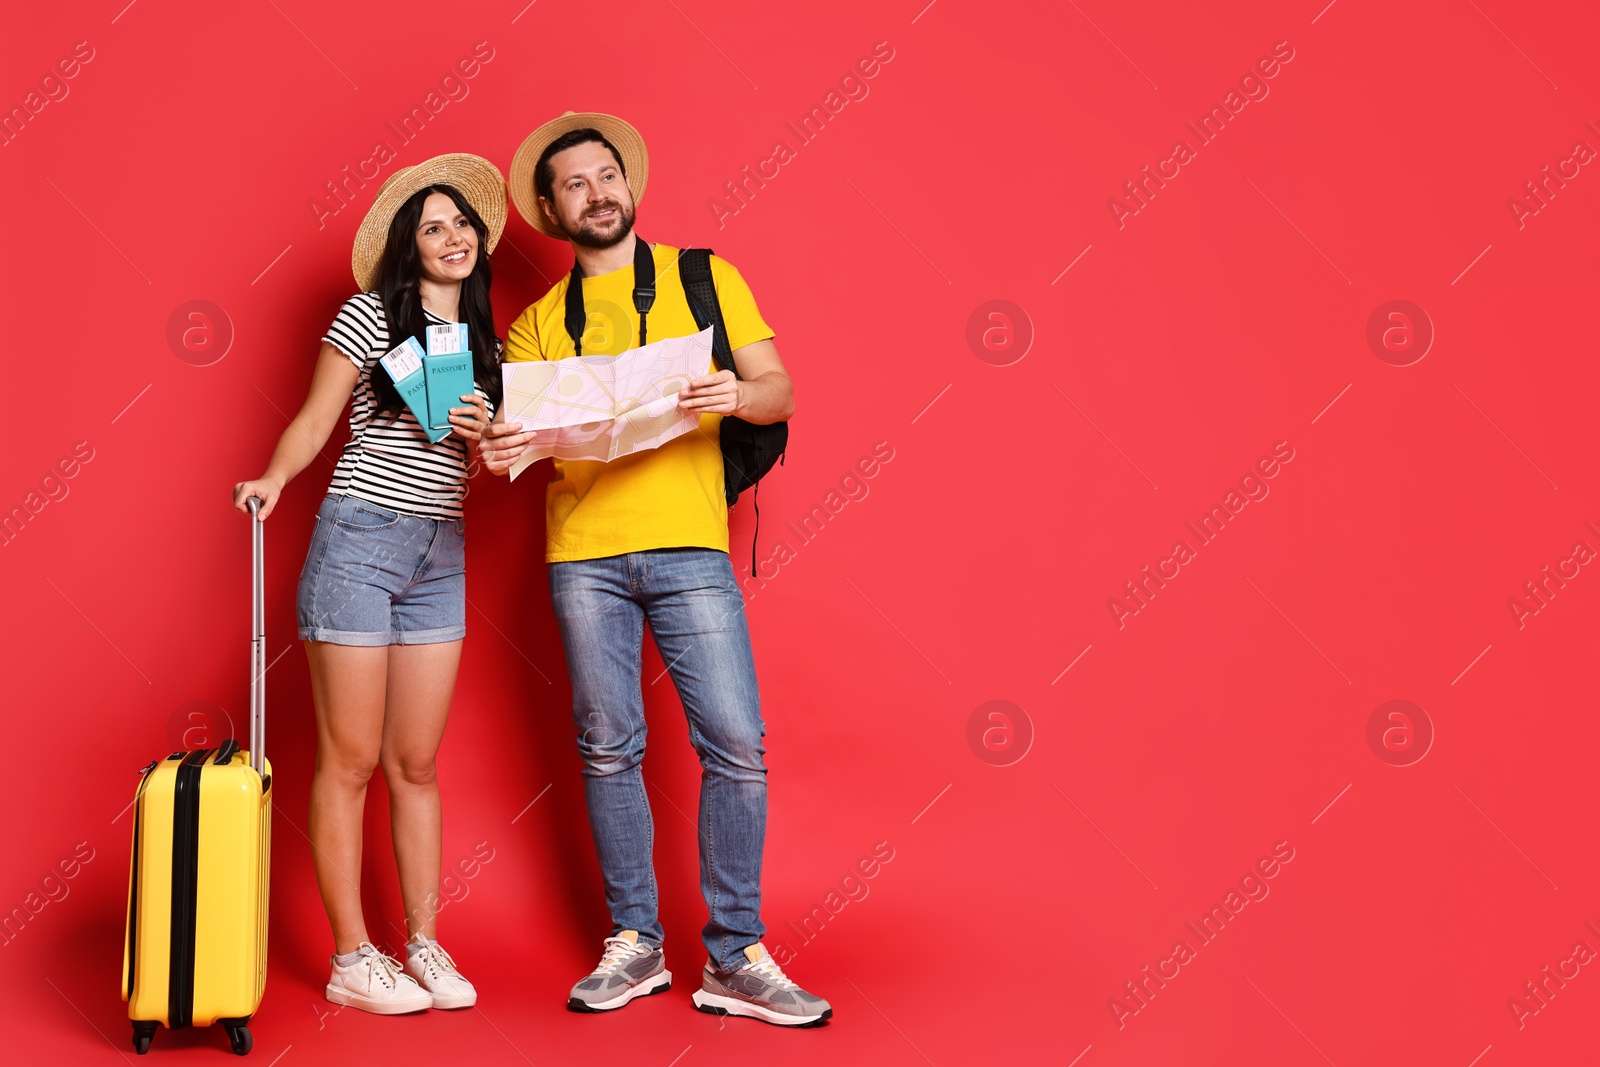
[
  {"x1": 419, "y1": 940, "x2": 461, "y2": 979},
  {"x1": 591, "y1": 936, "x2": 646, "y2": 976},
  {"x1": 353, "y1": 942, "x2": 406, "y2": 990},
  {"x1": 744, "y1": 953, "x2": 800, "y2": 991}
]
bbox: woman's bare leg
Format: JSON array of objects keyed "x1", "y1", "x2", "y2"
[
  {"x1": 305, "y1": 640, "x2": 388, "y2": 955},
  {"x1": 380, "y1": 639, "x2": 462, "y2": 941}
]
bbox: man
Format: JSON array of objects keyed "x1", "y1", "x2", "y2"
[{"x1": 480, "y1": 112, "x2": 831, "y2": 1028}]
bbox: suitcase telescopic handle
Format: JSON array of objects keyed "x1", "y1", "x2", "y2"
[{"x1": 246, "y1": 497, "x2": 266, "y2": 776}]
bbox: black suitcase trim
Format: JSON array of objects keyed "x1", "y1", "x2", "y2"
[{"x1": 166, "y1": 749, "x2": 211, "y2": 1028}]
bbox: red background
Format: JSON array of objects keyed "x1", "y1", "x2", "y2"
[{"x1": 3, "y1": 1, "x2": 1598, "y2": 1064}]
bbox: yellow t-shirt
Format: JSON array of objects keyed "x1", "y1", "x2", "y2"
[{"x1": 504, "y1": 243, "x2": 774, "y2": 562}]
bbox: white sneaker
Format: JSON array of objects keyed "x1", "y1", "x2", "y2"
[
  {"x1": 325, "y1": 942, "x2": 433, "y2": 1015},
  {"x1": 404, "y1": 934, "x2": 478, "y2": 1009}
]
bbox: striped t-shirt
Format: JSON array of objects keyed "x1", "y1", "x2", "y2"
[{"x1": 322, "y1": 292, "x2": 494, "y2": 520}]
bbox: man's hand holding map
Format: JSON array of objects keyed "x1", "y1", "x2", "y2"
[{"x1": 501, "y1": 327, "x2": 714, "y2": 479}]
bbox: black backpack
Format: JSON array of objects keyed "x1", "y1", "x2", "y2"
[
  {"x1": 562, "y1": 242, "x2": 788, "y2": 573},
  {"x1": 677, "y1": 248, "x2": 789, "y2": 507}
]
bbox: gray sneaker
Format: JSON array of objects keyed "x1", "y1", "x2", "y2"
[
  {"x1": 691, "y1": 942, "x2": 833, "y2": 1027},
  {"x1": 567, "y1": 931, "x2": 672, "y2": 1012}
]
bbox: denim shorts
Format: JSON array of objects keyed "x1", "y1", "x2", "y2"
[{"x1": 296, "y1": 494, "x2": 466, "y2": 646}]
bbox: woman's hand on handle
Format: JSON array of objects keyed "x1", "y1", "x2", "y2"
[{"x1": 233, "y1": 478, "x2": 283, "y2": 521}]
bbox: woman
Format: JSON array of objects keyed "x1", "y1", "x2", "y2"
[{"x1": 232, "y1": 153, "x2": 506, "y2": 1015}]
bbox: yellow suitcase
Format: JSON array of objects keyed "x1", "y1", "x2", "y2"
[{"x1": 123, "y1": 499, "x2": 272, "y2": 1055}]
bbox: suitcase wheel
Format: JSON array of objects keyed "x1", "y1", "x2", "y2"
[
  {"x1": 131, "y1": 1021, "x2": 157, "y2": 1055},
  {"x1": 225, "y1": 1023, "x2": 252, "y2": 1056}
]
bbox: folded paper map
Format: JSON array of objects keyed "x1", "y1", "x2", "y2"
[{"x1": 502, "y1": 327, "x2": 713, "y2": 478}]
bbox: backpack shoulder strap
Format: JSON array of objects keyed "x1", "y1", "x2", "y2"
[
  {"x1": 565, "y1": 239, "x2": 659, "y2": 355},
  {"x1": 679, "y1": 248, "x2": 738, "y2": 378},
  {"x1": 563, "y1": 262, "x2": 586, "y2": 356}
]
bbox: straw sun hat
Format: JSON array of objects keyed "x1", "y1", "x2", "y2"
[
  {"x1": 508, "y1": 111, "x2": 649, "y2": 239},
  {"x1": 351, "y1": 153, "x2": 508, "y2": 292}
]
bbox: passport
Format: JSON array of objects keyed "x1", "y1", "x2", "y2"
[
  {"x1": 378, "y1": 337, "x2": 451, "y2": 443},
  {"x1": 423, "y1": 351, "x2": 475, "y2": 432}
]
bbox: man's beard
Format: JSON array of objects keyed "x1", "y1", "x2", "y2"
[{"x1": 564, "y1": 200, "x2": 636, "y2": 249}]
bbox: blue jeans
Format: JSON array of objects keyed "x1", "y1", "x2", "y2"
[{"x1": 548, "y1": 548, "x2": 766, "y2": 971}]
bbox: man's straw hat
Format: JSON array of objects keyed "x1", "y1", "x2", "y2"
[
  {"x1": 508, "y1": 111, "x2": 649, "y2": 239},
  {"x1": 351, "y1": 153, "x2": 507, "y2": 292}
]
